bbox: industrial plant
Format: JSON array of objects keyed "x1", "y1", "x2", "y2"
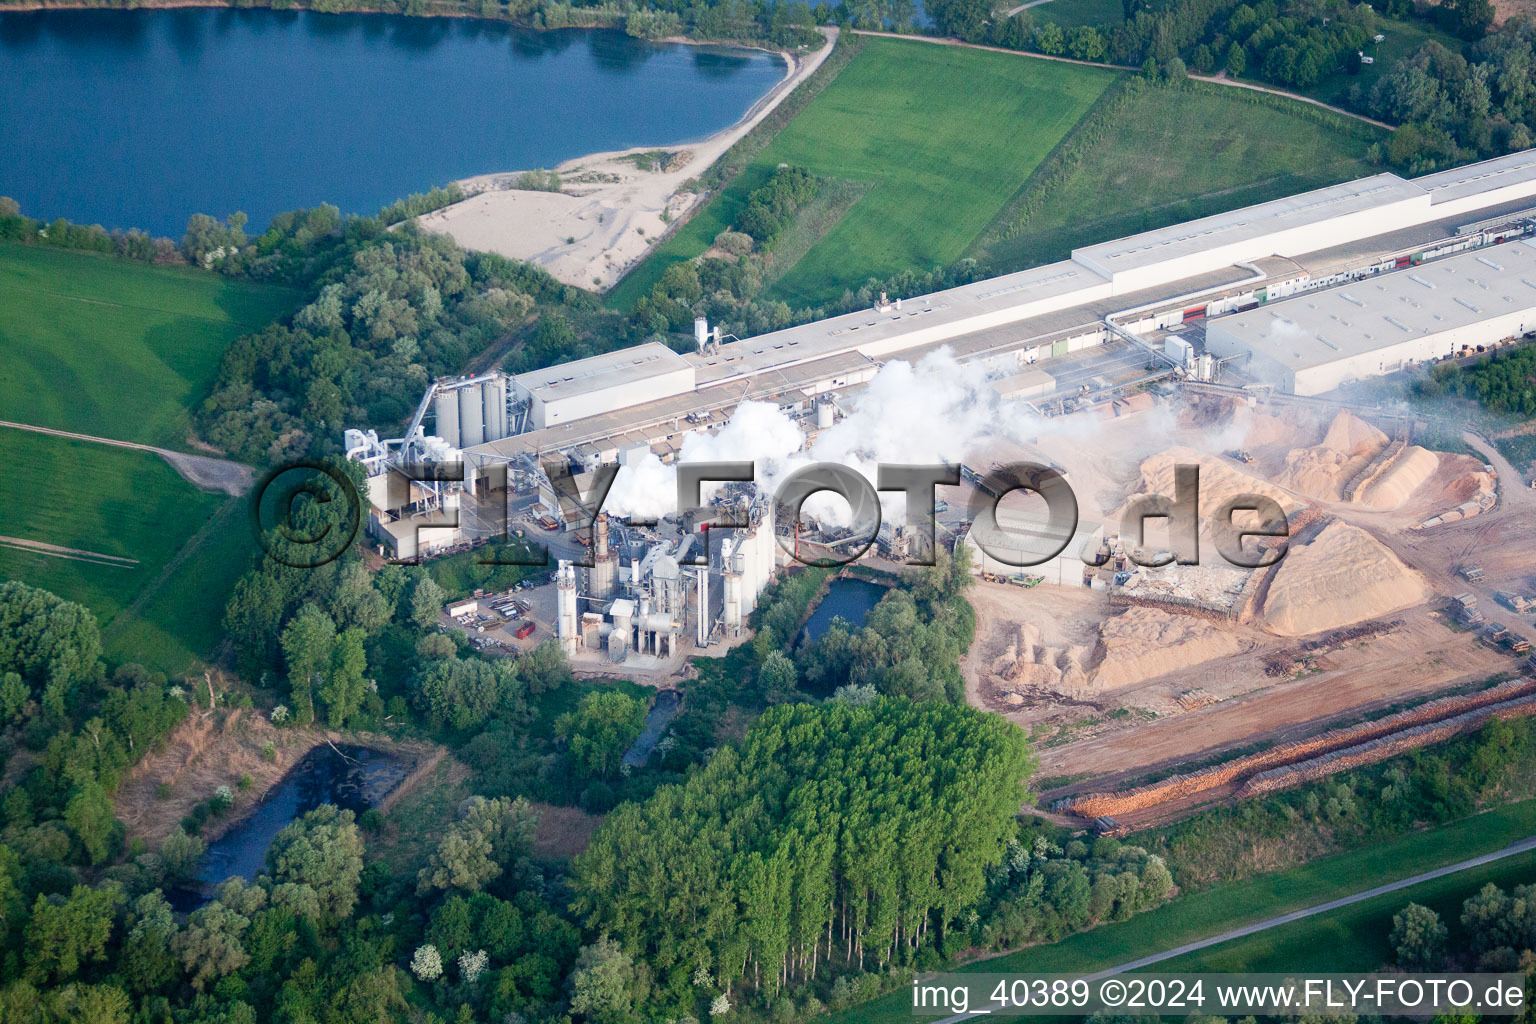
[{"x1": 342, "y1": 148, "x2": 1536, "y2": 669}]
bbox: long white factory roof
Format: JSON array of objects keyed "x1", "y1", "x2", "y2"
[
  {"x1": 676, "y1": 150, "x2": 1536, "y2": 391},
  {"x1": 513, "y1": 341, "x2": 692, "y2": 401},
  {"x1": 1072, "y1": 174, "x2": 1424, "y2": 278},
  {"x1": 1417, "y1": 148, "x2": 1536, "y2": 206},
  {"x1": 467, "y1": 148, "x2": 1536, "y2": 450},
  {"x1": 1211, "y1": 239, "x2": 1536, "y2": 371},
  {"x1": 686, "y1": 258, "x2": 1111, "y2": 386}
]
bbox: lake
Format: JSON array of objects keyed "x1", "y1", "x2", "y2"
[{"x1": 0, "y1": 8, "x2": 785, "y2": 235}]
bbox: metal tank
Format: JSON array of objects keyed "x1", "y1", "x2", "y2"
[
  {"x1": 433, "y1": 387, "x2": 460, "y2": 448},
  {"x1": 458, "y1": 385, "x2": 484, "y2": 447}
]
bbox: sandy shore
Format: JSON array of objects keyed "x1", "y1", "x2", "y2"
[{"x1": 417, "y1": 27, "x2": 837, "y2": 292}]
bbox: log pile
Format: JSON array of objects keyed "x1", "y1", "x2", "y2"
[
  {"x1": 1064, "y1": 677, "x2": 1536, "y2": 819},
  {"x1": 1240, "y1": 692, "x2": 1536, "y2": 796}
]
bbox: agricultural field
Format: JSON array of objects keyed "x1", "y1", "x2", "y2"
[
  {"x1": 0, "y1": 429, "x2": 246, "y2": 674},
  {"x1": 0, "y1": 242, "x2": 297, "y2": 449},
  {"x1": 611, "y1": 37, "x2": 1118, "y2": 309},
  {"x1": 970, "y1": 79, "x2": 1385, "y2": 272}
]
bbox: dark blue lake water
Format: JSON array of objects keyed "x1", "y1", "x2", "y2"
[{"x1": 0, "y1": 8, "x2": 784, "y2": 235}]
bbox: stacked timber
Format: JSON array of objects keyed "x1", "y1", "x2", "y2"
[
  {"x1": 1239, "y1": 693, "x2": 1536, "y2": 796},
  {"x1": 1064, "y1": 677, "x2": 1536, "y2": 819}
]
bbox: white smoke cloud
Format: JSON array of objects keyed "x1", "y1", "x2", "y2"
[
  {"x1": 602, "y1": 348, "x2": 1060, "y2": 526},
  {"x1": 603, "y1": 401, "x2": 805, "y2": 520}
]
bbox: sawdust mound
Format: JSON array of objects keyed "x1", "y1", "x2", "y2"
[
  {"x1": 1261, "y1": 521, "x2": 1427, "y2": 636},
  {"x1": 1090, "y1": 606, "x2": 1246, "y2": 690},
  {"x1": 1275, "y1": 410, "x2": 1388, "y2": 501},
  {"x1": 997, "y1": 622, "x2": 1091, "y2": 696},
  {"x1": 1322, "y1": 409, "x2": 1388, "y2": 456},
  {"x1": 1135, "y1": 446, "x2": 1301, "y2": 519},
  {"x1": 1437, "y1": 454, "x2": 1497, "y2": 505},
  {"x1": 1244, "y1": 407, "x2": 1321, "y2": 450},
  {"x1": 1358, "y1": 446, "x2": 1440, "y2": 510}
]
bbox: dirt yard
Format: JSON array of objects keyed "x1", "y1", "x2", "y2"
[
  {"x1": 115, "y1": 705, "x2": 433, "y2": 850},
  {"x1": 962, "y1": 395, "x2": 1534, "y2": 802}
]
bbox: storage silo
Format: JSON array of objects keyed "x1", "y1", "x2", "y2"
[
  {"x1": 433, "y1": 387, "x2": 460, "y2": 448},
  {"x1": 482, "y1": 378, "x2": 507, "y2": 441},
  {"x1": 458, "y1": 385, "x2": 484, "y2": 447}
]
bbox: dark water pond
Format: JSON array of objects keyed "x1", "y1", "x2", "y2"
[
  {"x1": 622, "y1": 688, "x2": 681, "y2": 767},
  {"x1": 167, "y1": 743, "x2": 410, "y2": 907},
  {"x1": 0, "y1": 8, "x2": 784, "y2": 234},
  {"x1": 799, "y1": 576, "x2": 888, "y2": 646}
]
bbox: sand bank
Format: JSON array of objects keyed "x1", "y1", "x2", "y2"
[{"x1": 417, "y1": 28, "x2": 837, "y2": 292}]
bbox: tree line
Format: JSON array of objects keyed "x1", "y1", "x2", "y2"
[
  {"x1": 1415, "y1": 341, "x2": 1536, "y2": 415},
  {"x1": 0, "y1": 0, "x2": 826, "y2": 49}
]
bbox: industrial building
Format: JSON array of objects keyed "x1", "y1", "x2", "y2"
[
  {"x1": 1206, "y1": 239, "x2": 1536, "y2": 395},
  {"x1": 552, "y1": 506, "x2": 778, "y2": 665},
  {"x1": 346, "y1": 148, "x2": 1536, "y2": 593}
]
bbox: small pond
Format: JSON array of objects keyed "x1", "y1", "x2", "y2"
[
  {"x1": 799, "y1": 576, "x2": 889, "y2": 647},
  {"x1": 623, "y1": 689, "x2": 682, "y2": 767},
  {"x1": 169, "y1": 743, "x2": 411, "y2": 908}
]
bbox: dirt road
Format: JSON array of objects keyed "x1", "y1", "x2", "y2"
[{"x1": 0, "y1": 419, "x2": 252, "y2": 496}]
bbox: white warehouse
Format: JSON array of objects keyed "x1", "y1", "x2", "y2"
[{"x1": 1205, "y1": 239, "x2": 1536, "y2": 395}]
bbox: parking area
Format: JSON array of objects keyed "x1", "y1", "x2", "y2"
[{"x1": 440, "y1": 573, "x2": 559, "y2": 655}]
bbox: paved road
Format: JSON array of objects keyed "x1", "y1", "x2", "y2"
[
  {"x1": 0, "y1": 420, "x2": 252, "y2": 496},
  {"x1": 925, "y1": 832, "x2": 1536, "y2": 1023}
]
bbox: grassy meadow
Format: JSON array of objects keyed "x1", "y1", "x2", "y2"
[
  {"x1": 969, "y1": 78, "x2": 1386, "y2": 271},
  {"x1": 610, "y1": 37, "x2": 1118, "y2": 309},
  {"x1": 0, "y1": 243, "x2": 287, "y2": 673},
  {"x1": 0, "y1": 429, "x2": 246, "y2": 674},
  {"x1": 0, "y1": 242, "x2": 297, "y2": 448},
  {"x1": 612, "y1": 37, "x2": 1387, "y2": 312}
]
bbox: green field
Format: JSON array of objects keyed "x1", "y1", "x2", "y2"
[
  {"x1": 0, "y1": 430, "x2": 249, "y2": 675},
  {"x1": 830, "y1": 801, "x2": 1536, "y2": 1024},
  {"x1": 970, "y1": 79, "x2": 1385, "y2": 272},
  {"x1": 610, "y1": 37, "x2": 1118, "y2": 309},
  {"x1": 0, "y1": 243, "x2": 297, "y2": 449},
  {"x1": 612, "y1": 38, "x2": 1387, "y2": 312}
]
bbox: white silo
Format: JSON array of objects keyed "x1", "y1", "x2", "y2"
[
  {"x1": 482, "y1": 378, "x2": 507, "y2": 441},
  {"x1": 694, "y1": 317, "x2": 709, "y2": 352},
  {"x1": 458, "y1": 385, "x2": 485, "y2": 447},
  {"x1": 723, "y1": 571, "x2": 742, "y2": 636},
  {"x1": 433, "y1": 387, "x2": 461, "y2": 448}
]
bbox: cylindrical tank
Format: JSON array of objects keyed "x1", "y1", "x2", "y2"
[
  {"x1": 433, "y1": 388, "x2": 460, "y2": 448},
  {"x1": 723, "y1": 572, "x2": 742, "y2": 635},
  {"x1": 482, "y1": 378, "x2": 506, "y2": 441},
  {"x1": 458, "y1": 385, "x2": 484, "y2": 448},
  {"x1": 556, "y1": 562, "x2": 579, "y2": 655},
  {"x1": 816, "y1": 399, "x2": 835, "y2": 429}
]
